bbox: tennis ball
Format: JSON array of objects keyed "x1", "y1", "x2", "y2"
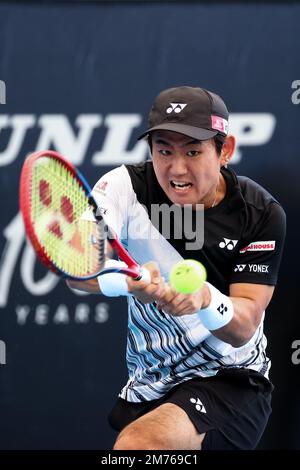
[{"x1": 169, "y1": 259, "x2": 207, "y2": 294}]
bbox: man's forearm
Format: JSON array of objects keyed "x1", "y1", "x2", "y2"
[{"x1": 66, "y1": 278, "x2": 100, "y2": 294}]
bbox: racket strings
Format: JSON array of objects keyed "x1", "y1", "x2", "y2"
[{"x1": 30, "y1": 156, "x2": 101, "y2": 277}]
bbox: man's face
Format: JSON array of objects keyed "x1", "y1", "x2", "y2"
[{"x1": 151, "y1": 130, "x2": 222, "y2": 208}]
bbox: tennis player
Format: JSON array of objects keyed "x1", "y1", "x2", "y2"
[{"x1": 68, "y1": 86, "x2": 286, "y2": 450}]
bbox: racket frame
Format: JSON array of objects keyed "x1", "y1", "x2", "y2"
[{"x1": 20, "y1": 150, "x2": 144, "y2": 281}]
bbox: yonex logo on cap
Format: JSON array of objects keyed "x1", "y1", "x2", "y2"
[{"x1": 166, "y1": 103, "x2": 187, "y2": 114}]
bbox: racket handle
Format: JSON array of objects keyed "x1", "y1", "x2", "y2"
[{"x1": 135, "y1": 267, "x2": 151, "y2": 283}]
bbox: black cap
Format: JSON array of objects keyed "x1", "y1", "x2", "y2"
[{"x1": 138, "y1": 86, "x2": 229, "y2": 142}]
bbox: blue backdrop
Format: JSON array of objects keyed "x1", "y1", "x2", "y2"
[{"x1": 0, "y1": 1, "x2": 299, "y2": 449}]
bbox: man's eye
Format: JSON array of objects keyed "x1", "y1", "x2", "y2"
[
  {"x1": 159, "y1": 149, "x2": 171, "y2": 156},
  {"x1": 186, "y1": 150, "x2": 200, "y2": 157}
]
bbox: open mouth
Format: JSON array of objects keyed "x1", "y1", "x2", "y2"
[{"x1": 170, "y1": 180, "x2": 193, "y2": 190}]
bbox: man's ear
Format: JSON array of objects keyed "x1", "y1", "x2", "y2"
[{"x1": 220, "y1": 135, "x2": 236, "y2": 167}]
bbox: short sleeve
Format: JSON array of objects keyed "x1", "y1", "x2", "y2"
[
  {"x1": 230, "y1": 202, "x2": 286, "y2": 286},
  {"x1": 91, "y1": 165, "x2": 131, "y2": 238}
]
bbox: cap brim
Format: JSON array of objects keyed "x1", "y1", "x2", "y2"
[{"x1": 137, "y1": 123, "x2": 218, "y2": 141}]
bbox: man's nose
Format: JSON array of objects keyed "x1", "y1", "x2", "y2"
[{"x1": 170, "y1": 155, "x2": 188, "y2": 175}]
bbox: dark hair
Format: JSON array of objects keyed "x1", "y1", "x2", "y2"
[
  {"x1": 213, "y1": 135, "x2": 224, "y2": 156},
  {"x1": 147, "y1": 134, "x2": 224, "y2": 156}
]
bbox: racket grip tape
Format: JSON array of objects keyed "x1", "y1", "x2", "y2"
[
  {"x1": 97, "y1": 262, "x2": 151, "y2": 296},
  {"x1": 135, "y1": 267, "x2": 151, "y2": 283},
  {"x1": 97, "y1": 259, "x2": 132, "y2": 297}
]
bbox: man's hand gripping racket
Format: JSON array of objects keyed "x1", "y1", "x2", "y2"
[{"x1": 19, "y1": 150, "x2": 151, "y2": 287}]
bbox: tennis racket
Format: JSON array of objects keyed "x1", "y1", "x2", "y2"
[{"x1": 19, "y1": 150, "x2": 150, "y2": 282}]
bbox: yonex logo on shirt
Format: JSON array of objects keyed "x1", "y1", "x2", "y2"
[
  {"x1": 219, "y1": 238, "x2": 238, "y2": 250},
  {"x1": 234, "y1": 264, "x2": 269, "y2": 273},
  {"x1": 166, "y1": 103, "x2": 187, "y2": 114},
  {"x1": 234, "y1": 264, "x2": 246, "y2": 272},
  {"x1": 249, "y1": 264, "x2": 269, "y2": 273},
  {"x1": 190, "y1": 397, "x2": 207, "y2": 413}
]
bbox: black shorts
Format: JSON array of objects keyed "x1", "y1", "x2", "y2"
[{"x1": 108, "y1": 368, "x2": 274, "y2": 450}]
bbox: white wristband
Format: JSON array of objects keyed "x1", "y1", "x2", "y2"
[
  {"x1": 198, "y1": 282, "x2": 234, "y2": 331},
  {"x1": 97, "y1": 260, "x2": 133, "y2": 297}
]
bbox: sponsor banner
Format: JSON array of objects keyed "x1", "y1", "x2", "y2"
[
  {"x1": 239, "y1": 241, "x2": 275, "y2": 253},
  {"x1": 211, "y1": 115, "x2": 228, "y2": 134}
]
